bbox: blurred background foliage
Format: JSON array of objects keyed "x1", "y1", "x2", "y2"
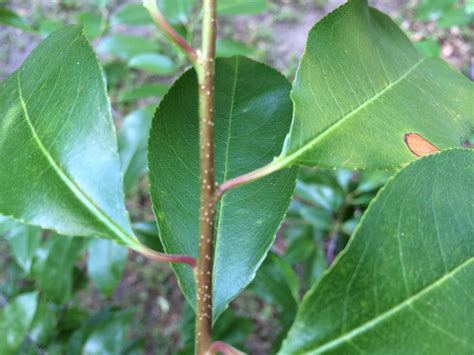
[{"x1": 0, "y1": 0, "x2": 472, "y2": 353}]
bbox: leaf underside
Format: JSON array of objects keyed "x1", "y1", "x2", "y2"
[
  {"x1": 279, "y1": 0, "x2": 473, "y2": 170},
  {"x1": 0, "y1": 26, "x2": 136, "y2": 247},
  {"x1": 281, "y1": 149, "x2": 474, "y2": 353},
  {"x1": 149, "y1": 56, "x2": 298, "y2": 319}
]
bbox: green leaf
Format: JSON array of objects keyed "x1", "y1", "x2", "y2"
[
  {"x1": 29, "y1": 298, "x2": 57, "y2": 345},
  {"x1": 283, "y1": 228, "x2": 318, "y2": 264},
  {"x1": 281, "y1": 149, "x2": 474, "y2": 353},
  {"x1": 103, "y1": 61, "x2": 129, "y2": 89},
  {"x1": 179, "y1": 304, "x2": 253, "y2": 353},
  {"x1": 133, "y1": 221, "x2": 163, "y2": 252},
  {"x1": 77, "y1": 12, "x2": 104, "y2": 40},
  {"x1": 87, "y1": 239, "x2": 128, "y2": 297},
  {"x1": 68, "y1": 307, "x2": 133, "y2": 354},
  {"x1": 158, "y1": 0, "x2": 195, "y2": 24},
  {"x1": 121, "y1": 338, "x2": 146, "y2": 355},
  {"x1": 251, "y1": 253, "x2": 299, "y2": 313},
  {"x1": 149, "y1": 56, "x2": 298, "y2": 318},
  {"x1": 0, "y1": 292, "x2": 38, "y2": 355},
  {"x1": 83, "y1": 312, "x2": 132, "y2": 355},
  {"x1": 117, "y1": 83, "x2": 169, "y2": 103},
  {"x1": 0, "y1": 7, "x2": 30, "y2": 30},
  {"x1": 467, "y1": 0, "x2": 474, "y2": 15},
  {"x1": 128, "y1": 53, "x2": 177, "y2": 75},
  {"x1": 4, "y1": 223, "x2": 41, "y2": 274},
  {"x1": 217, "y1": 0, "x2": 268, "y2": 15},
  {"x1": 37, "y1": 18, "x2": 64, "y2": 37},
  {"x1": 118, "y1": 107, "x2": 155, "y2": 192},
  {"x1": 97, "y1": 34, "x2": 159, "y2": 60},
  {"x1": 416, "y1": 0, "x2": 457, "y2": 21},
  {"x1": 274, "y1": 0, "x2": 473, "y2": 170},
  {"x1": 0, "y1": 26, "x2": 139, "y2": 249},
  {"x1": 251, "y1": 254, "x2": 300, "y2": 351},
  {"x1": 415, "y1": 38, "x2": 441, "y2": 57},
  {"x1": 112, "y1": 4, "x2": 153, "y2": 26},
  {"x1": 0, "y1": 216, "x2": 17, "y2": 234},
  {"x1": 216, "y1": 39, "x2": 255, "y2": 58},
  {"x1": 32, "y1": 237, "x2": 84, "y2": 304},
  {"x1": 437, "y1": 7, "x2": 471, "y2": 28}
]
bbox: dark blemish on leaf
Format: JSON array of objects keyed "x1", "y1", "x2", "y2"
[{"x1": 404, "y1": 133, "x2": 440, "y2": 157}]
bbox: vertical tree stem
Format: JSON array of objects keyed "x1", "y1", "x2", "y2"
[{"x1": 195, "y1": 0, "x2": 217, "y2": 353}]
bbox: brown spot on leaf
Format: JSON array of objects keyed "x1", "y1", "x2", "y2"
[{"x1": 404, "y1": 133, "x2": 440, "y2": 157}]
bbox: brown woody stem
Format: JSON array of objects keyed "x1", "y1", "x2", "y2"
[
  {"x1": 194, "y1": 0, "x2": 217, "y2": 353},
  {"x1": 143, "y1": 0, "x2": 198, "y2": 65}
]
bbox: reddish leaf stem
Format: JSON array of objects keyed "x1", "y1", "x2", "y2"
[
  {"x1": 143, "y1": 0, "x2": 198, "y2": 65},
  {"x1": 138, "y1": 245, "x2": 196, "y2": 268},
  {"x1": 209, "y1": 341, "x2": 244, "y2": 355},
  {"x1": 216, "y1": 160, "x2": 284, "y2": 199}
]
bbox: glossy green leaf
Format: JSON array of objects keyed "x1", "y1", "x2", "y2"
[
  {"x1": 216, "y1": 39, "x2": 255, "y2": 58},
  {"x1": 0, "y1": 26, "x2": 139, "y2": 249},
  {"x1": 97, "y1": 34, "x2": 159, "y2": 60},
  {"x1": 0, "y1": 7, "x2": 30, "y2": 30},
  {"x1": 217, "y1": 0, "x2": 268, "y2": 15},
  {"x1": 88, "y1": 239, "x2": 128, "y2": 297},
  {"x1": 128, "y1": 53, "x2": 177, "y2": 75},
  {"x1": 118, "y1": 107, "x2": 155, "y2": 192},
  {"x1": 32, "y1": 237, "x2": 84, "y2": 304},
  {"x1": 0, "y1": 292, "x2": 38, "y2": 354},
  {"x1": 281, "y1": 149, "x2": 474, "y2": 353},
  {"x1": 112, "y1": 4, "x2": 153, "y2": 26},
  {"x1": 149, "y1": 56, "x2": 298, "y2": 318},
  {"x1": 118, "y1": 83, "x2": 169, "y2": 103},
  {"x1": 274, "y1": 0, "x2": 473, "y2": 170},
  {"x1": 4, "y1": 223, "x2": 41, "y2": 274}
]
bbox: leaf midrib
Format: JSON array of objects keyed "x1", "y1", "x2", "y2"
[
  {"x1": 17, "y1": 74, "x2": 135, "y2": 245},
  {"x1": 278, "y1": 58, "x2": 426, "y2": 168},
  {"x1": 213, "y1": 56, "x2": 240, "y2": 287},
  {"x1": 307, "y1": 257, "x2": 474, "y2": 353}
]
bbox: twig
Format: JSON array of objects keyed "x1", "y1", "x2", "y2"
[
  {"x1": 143, "y1": 0, "x2": 198, "y2": 65},
  {"x1": 194, "y1": 0, "x2": 217, "y2": 353}
]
